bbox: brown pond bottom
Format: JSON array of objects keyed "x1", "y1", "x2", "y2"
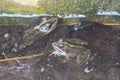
[{"x1": 0, "y1": 23, "x2": 120, "y2": 80}]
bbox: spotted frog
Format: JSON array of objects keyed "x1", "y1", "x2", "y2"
[{"x1": 51, "y1": 39, "x2": 91, "y2": 66}]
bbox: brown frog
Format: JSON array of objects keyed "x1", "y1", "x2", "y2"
[{"x1": 51, "y1": 38, "x2": 91, "y2": 66}]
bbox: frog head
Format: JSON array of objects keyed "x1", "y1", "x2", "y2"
[
  {"x1": 51, "y1": 39, "x2": 82, "y2": 56},
  {"x1": 34, "y1": 18, "x2": 58, "y2": 34}
]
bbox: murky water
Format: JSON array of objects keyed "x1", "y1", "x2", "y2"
[
  {"x1": 0, "y1": 59, "x2": 35, "y2": 80},
  {"x1": 0, "y1": 20, "x2": 120, "y2": 80}
]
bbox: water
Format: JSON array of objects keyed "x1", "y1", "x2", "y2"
[
  {"x1": 0, "y1": 17, "x2": 120, "y2": 80},
  {"x1": 0, "y1": 59, "x2": 34, "y2": 80}
]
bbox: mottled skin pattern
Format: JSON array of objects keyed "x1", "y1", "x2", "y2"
[{"x1": 51, "y1": 39, "x2": 91, "y2": 66}]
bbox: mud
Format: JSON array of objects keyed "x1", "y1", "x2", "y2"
[{"x1": 0, "y1": 21, "x2": 120, "y2": 80}]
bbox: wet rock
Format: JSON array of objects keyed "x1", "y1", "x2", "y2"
[{"x1": 4, "y1": 33, "x2": 10, "y2": 40}]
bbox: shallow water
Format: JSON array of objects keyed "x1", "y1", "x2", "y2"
[
  {"x1": 0, "y1": 59, "x2": 35, "y2": 80},
  {"x1": 0, "y1": 22, "x2": 120, "y2": 80}
]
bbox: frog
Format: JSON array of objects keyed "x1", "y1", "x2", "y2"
[
  {"x1": 51, "y1": 38, "x2": 91, "y2": 66},
  {"x1": 19, "y1": 18, "x2": 58, "y2": 50}
]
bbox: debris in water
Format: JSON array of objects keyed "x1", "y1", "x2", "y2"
[
  {"x1": 4, "y1": 33, "x2": 10, "y2": 39},
  {"x1": 12, "y1": 43, "x2": 18, "y2": 52},
  {"x1": 84, "y1": 67, "x2": 93, "y2": 73},
  {"x1": 12, "y1": 48, "x2": 17, "y2": 52},
  {"x1": 116, "y1": 63, "x2": 119, "y2": 65},
  {"x1": 41, "y1": 67, "x2": 45, "y2": 72}
]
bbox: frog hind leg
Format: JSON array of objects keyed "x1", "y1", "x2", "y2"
[{"x1": 76, "y1": 51, "x2": 91, "y2": 67}]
